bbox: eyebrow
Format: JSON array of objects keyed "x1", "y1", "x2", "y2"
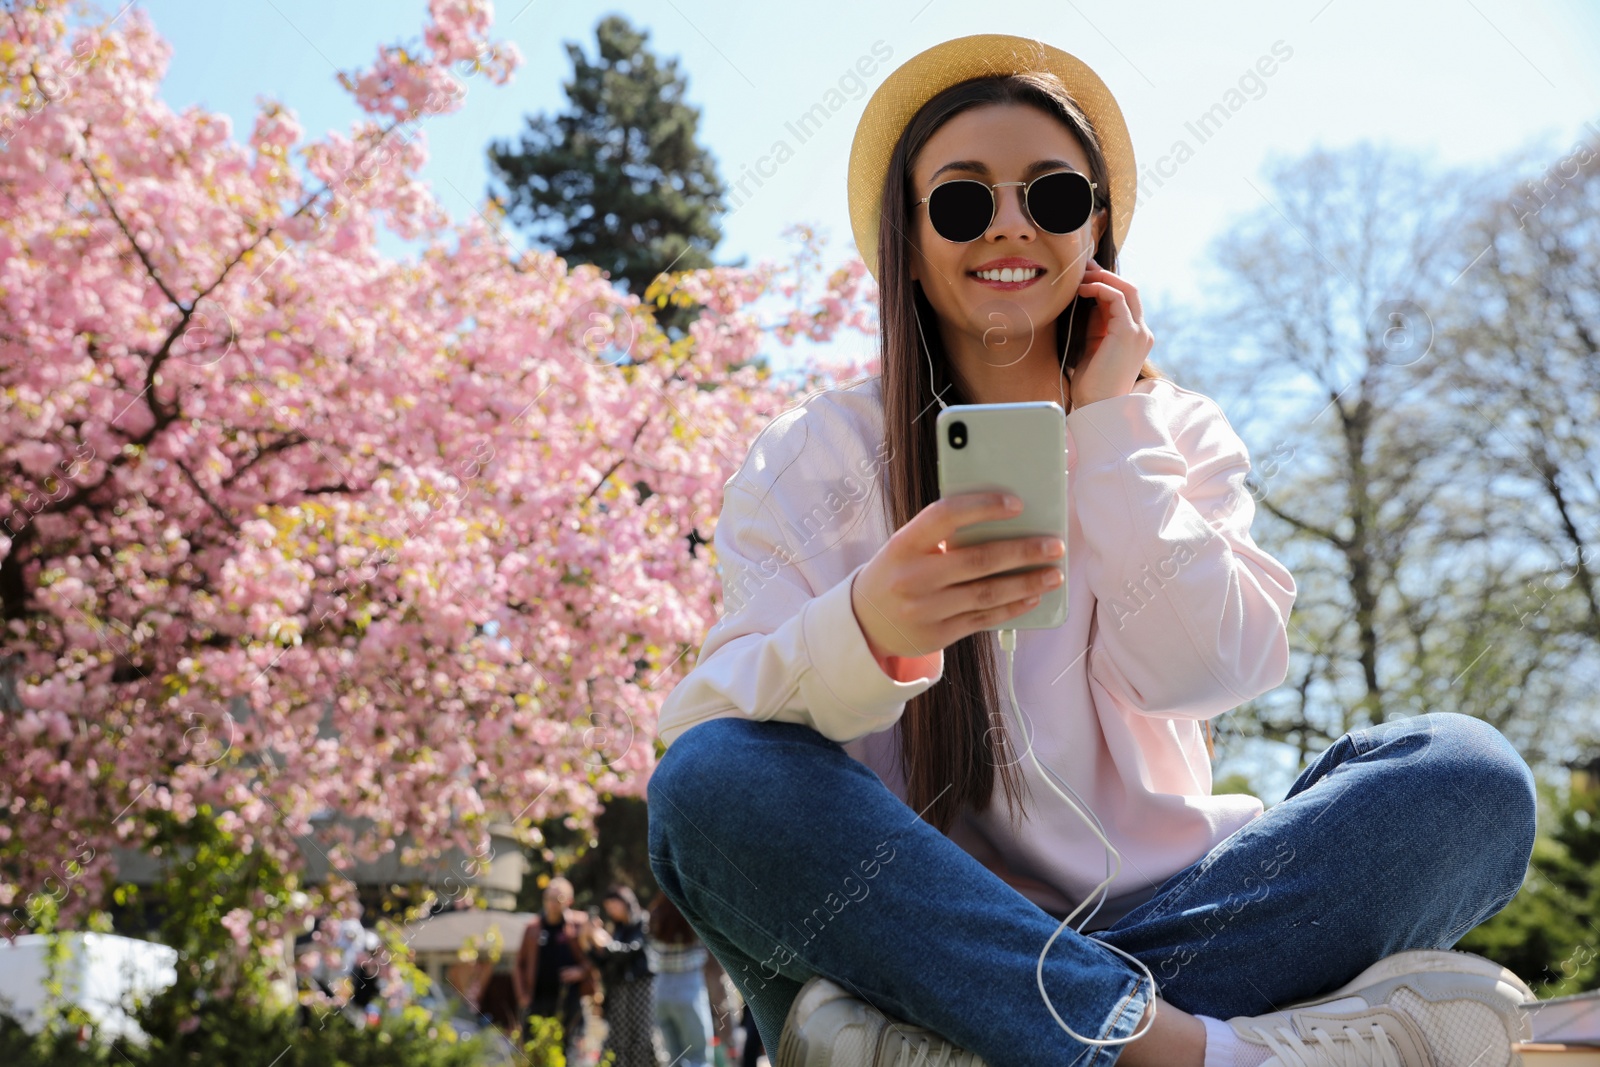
[{"x1": 929, "y1": 158, "x2": 1081, "y2": 182}]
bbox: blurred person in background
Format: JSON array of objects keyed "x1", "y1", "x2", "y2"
[
  {"x1": 647, "y1": 890, "x2": 716, "y2": 1067},
  {"x1": 514, "y1": 876, "x2": 598, "y2": 1063},
  {"x1": 585, "y1": 884, "x2": 656, "y2": 1066},
  {"x1": 704, "y1": 951, "x2": 746, "y2": 1064}
]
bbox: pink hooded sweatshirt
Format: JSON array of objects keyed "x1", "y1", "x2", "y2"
[{"x1": 654, "y1": 372, "x2": 1297, "y2": 932}]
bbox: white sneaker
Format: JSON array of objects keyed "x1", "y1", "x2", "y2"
[
  {"x1": 777, "y1": 974, "x2": 989, "y2": 1067},
  {"x1": 1222, "y1": 948, "x2": 1536, "y2": 1066}
]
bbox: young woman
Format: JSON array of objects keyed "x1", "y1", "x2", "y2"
[
  {"x1": 583, "y1": 884, "x2": 657, "y2": 1067},
  {"x1": 647, "y1": 890, "x2": 719, "y2": 1067},
  {"x1": 647, "y1": 33, "x2": 1540, "y2": 1067}
]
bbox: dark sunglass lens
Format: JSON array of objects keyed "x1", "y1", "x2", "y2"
[
  {"x1": 1027, "y1": 171, "x2": 1093, "y2": 234},
  {"x1": 928, "y1": 181, "x2": 994, "y2": 242}
]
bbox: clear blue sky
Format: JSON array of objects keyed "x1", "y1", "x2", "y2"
[{"x1": 128, "y1": 0, "x2": 1600, "y2": 378}]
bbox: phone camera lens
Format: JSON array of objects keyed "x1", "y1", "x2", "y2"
[{"x1": 948, "y1": 421, "x2": 967, "y2": 449}]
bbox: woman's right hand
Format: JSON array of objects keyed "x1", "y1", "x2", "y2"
[{"x1": 850, "y1": 491, "x2": 1065, "y2": 661}]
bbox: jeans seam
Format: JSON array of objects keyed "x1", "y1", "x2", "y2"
[
  {"x1": 1440, "y1": 885, "x2": 1519, "y2": 946},
  {"x1": 1135, "y1": 860, "x2": 1210, "y2": 926},
  {"x1": 671, "y1": 863, "x2": 825, "y2": 982},
  {"x1": 1071, "y1": 971, "x2": 1150, "y2": 1067}
]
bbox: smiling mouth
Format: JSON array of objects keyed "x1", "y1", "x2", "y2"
[{"x1": 969, "y1": 267, "x2": 1046, "y2": 285}]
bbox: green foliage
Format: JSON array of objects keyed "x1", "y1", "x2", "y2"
[
  {"x1": 1213, "y1": 771, "x2": 1258, "y2": 796},
  {"x1": 1457, "y1": 771, "x2": 1600, "y2": 997},
  {"x1": 520, "y1": 1013, "x2": 570, "y2": 1066},
  {"x1": 3, "y1": 804, "x2": 529, "y2": 1063},
  {"x1": 0, "y1": 1005, "x2": 108, "y2": 1067},
  {"x1": 0, "y1": 997, "x2": 505, "y2": 1067},
  {"x1": 121, "y1": 805, "x2": 297, "y2": 1008},
  {"x1": 487, "y1": 14, "x2": 727, "y2": 303}
]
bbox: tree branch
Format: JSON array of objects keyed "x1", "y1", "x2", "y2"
[
  {"x1": 174, "y1": 459, "x2": 242, "y2": 535},
  {"x1": 1254, "y1": 492, "x2": 1350, "y2": 551},
  {"x1": 80, "y1": 151, "x2": 183, "y2": 309}
]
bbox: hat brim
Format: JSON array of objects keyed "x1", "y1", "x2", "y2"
[{"x1": 847, "y1": 34, "x2": 1136, "y2": 282}]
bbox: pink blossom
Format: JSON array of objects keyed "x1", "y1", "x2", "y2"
[
  {"x1": 0, "y1": 0, "x2": 874, "y2": 942},
  {"x1": 221, "y1": 908, "x2": 251, "y2": 948}
]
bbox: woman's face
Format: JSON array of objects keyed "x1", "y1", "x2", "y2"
[
  {"x1": 602, "y1": 898, "x2": 628, "y2": 922},
  {"x1": 543, "y1": 882, "x2": 573, "y2": 915},
  {"x1": 908, "y1": 102, "x2": 1105, "y2": 347}
]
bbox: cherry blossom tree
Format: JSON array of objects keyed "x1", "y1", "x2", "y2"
[{"x1": 0, "y1": 0, "x2": 876, "y2": 985}]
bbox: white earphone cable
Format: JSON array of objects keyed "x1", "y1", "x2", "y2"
[
  {"x1": 918, "y1": 264, "x2": 1159, "y2": 1047},
  {"x1": 917, "y1": 298, "x2": 953, "y2": 412},
  {"x1": 999, "y1": 626, "x2": 1159, "y2": 1048}
]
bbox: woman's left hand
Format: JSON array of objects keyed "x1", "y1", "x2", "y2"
[{"x1": 1067, "y1": 257, "x2": 1155, "y2": 410}]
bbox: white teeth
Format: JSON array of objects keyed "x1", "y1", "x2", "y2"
[{"x1": 974, "y1": 267, "x2": 1043, "y2": 282}]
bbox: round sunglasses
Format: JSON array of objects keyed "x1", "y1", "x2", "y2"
[{"x1": 915, "y1": 169, "x2": 1098, "y2": 243}]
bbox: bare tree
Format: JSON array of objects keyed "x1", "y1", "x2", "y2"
[
  {"x1": 1440, "y1": 144, "x2": 1600, "y2": 643},
  {"x1": 1420, "y1": 135, "x2": 1600, "y2": 760},
  {"x1": 1156, "y1": 139, "x2": 1597, "y2": 784}
]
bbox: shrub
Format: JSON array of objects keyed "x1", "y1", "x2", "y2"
[{"x1": 0, "y1": 993, "x2": 538, "y2": 1067}]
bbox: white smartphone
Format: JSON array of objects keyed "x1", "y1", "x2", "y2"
[{"x1": 935, "y1": 401, "x2": 1069, "y2": 631}]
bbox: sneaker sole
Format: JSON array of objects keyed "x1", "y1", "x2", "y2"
[
  {"x1": 777, "y1": 976, "x2": 985, "y2": 1067},
  {"x1": 777, "y1": 976, "x2": 867, "y2": 1067},
  {"x1": 1282, "y1": 948, "x2": 1536, "y2": 1011}
]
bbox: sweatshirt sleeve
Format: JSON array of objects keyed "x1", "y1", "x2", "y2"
[
  {"x1": 1067, "y1": 380, "x2": 1296, "y2": 720},
  {"x1": 655, "y1": 468, "x2": 944, "y2": 750}
]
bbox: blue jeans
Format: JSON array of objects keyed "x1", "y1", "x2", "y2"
[
  {"x1": 655, "y1": 969, "x2": 714, "y2": 1067},
  {"x1": 646, "y1": 711, "x2": 1537, "y2": 1066}
]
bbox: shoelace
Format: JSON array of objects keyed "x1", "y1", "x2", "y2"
[
  {"x1": 885, "y1": 1028, "x2": 976, "y2": 1067},
  {"x1": 1247, "y1": 1021, "x2": 1405, "y2": 1067}
]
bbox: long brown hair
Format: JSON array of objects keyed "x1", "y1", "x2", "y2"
[
  {"x1": 646, "y1": 890, "x2": 699, "y2": 946},
  {"x1": 875, "y1": 72, "x2": 1206, "y2": 835}
]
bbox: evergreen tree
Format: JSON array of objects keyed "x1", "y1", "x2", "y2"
[{"x1": 487, "y1": 14, "x2": 727, "y2": 302}]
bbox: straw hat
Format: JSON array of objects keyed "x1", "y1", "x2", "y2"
[{"x1": 847, "y1": 34, "x2": 1137, "y2": 282}]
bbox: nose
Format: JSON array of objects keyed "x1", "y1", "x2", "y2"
[{"x1": 986, "y1": 183, "x2": 1036, "y2": 243}]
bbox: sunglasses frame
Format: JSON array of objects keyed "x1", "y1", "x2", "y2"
[{"x1": 915, "y1": 168, "x2": 1098, "y2": 243}]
